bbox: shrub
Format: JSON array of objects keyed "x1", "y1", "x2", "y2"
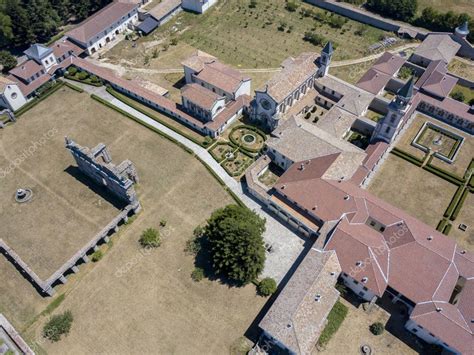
[
  {"x1": 303, "y1": 32, "x2": 326, "y2": 46},
  {"x1": 43, "y1": 311, "x2": 73, "y2": 342},
  {"x1": 285, "y1": 1, "x2": 298, "y2": 12},
  {"x1": 170, "y1": 38, "x2": 178, "y2": 46},
  {"x1": 77, "y1": 71, "x2": 88, "y2": 80},
  {"x1": 160, "y1": 219, "x2": 167, "y2": 227},
  {"x1": 0, "y1": 50, "x2": 17, "y2": 72},
  {"x1": 398, "y1": 66, "x2": 413, "y2": 80},
  {"x1": 68, "y1": 66, "x2": 78, "y2": 76},
  {"x1": 305, "y1": 112, "x2": 311, "y2": 119},
  {"x1": 191, "y1": 267, "x2": 204, "y2": 282},
  {"x1": 249, "y1": 0, "x2": 257, "y2": 8},
  {"x1": 318, "y1": 301, "x2": 348, "y2": 346},
  {"x1": 257, "y1": 277, "x2": 277, "y2": 296},
  {"x1": 139, "y1": 228, "x2": 161, "y2": 248},
  {"x1": 370, "y1": 322, "x2": 385, "y2": 335},
  {"x1": 451, "y1": 91, "x2": 465, "y2": 102},
  {"x1": 469, "y1": 98, "x2": 474, "y2": 106},
  {"x1": 91, "y1": 250, "x2": 103, "y2": 262},
  {"x1": 90, "y1": 75, "x2": 100, "y2": 84}
]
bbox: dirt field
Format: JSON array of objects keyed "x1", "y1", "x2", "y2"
[
  {"x1": 104, "y1": 0, "x2": 389, "y2": 71},
  {"x1": 0, "y1": 94, "x2": 123, "y2": 280},
  {"x1": 368, "y1": 155, "x2": 458, "y2": 228},
  {"x1": 396, "y1": 114, "x2": 473, "y2": 176},
  {"x1": 1, "y1": 87, "x2": 266, "y2": 353},
  {"x1": 448, "y1": 59, "x2": 474, "y2": 82},
  {"x1": 449, "y1": 192, "x2": 474, "y2": 252},
  {"x1": 316, "y1": 298, "x2": 416, "y2": 355}
]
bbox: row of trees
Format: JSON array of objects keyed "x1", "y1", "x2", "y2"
[
  {"x1": 365, "y1": 0, "x2": 473, "y2": 42},
  {"x1": 0, "y1": 0, "x2": 112, "y2": 50}
]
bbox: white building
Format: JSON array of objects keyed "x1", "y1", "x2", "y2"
[
  {"x1": 0, "y1": 77, "x2": 27, "y2": 111},
  {"x1": 181, "y1": 83, "x2": 226, "y2": 122},
  {"x1": 181, "y1": 0, "x2": 218, "y2": 14},
  {"x1": 66, "y1": 1, "x2": 139, "y2": 55}
]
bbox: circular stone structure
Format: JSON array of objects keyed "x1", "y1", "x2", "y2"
[
  {"x1": 15, "y1": 188, "x2": 33, "y2": 203},
  {"x1": 361, "y1": 344, "x2": 372, "y2": 355},
  {"x1": 242, "y1": 133, "x2": 256, "y2": 144}
]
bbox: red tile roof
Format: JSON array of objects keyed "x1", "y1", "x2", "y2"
[
  {"x1": 8, "y1": 73, "x2": 51, "y2": 96},
  {"x1": 194, "y1": 60, "x2": 250, "y2": 95},
  {"x1": 181, "y1": 83, "x2": 224, "y2": 111},
  {"x1": 66, "y1": 1, "x2": 138, "y2": 45},
  {"x1": 356, "y1": 68, "x2": 391, "y2": 95},
  {"x1": 9, "y1": 60, "x2": 44, "y2": 81},
  {"x1": 371, "y1": 52, "x2": 406, "y2": 76}
]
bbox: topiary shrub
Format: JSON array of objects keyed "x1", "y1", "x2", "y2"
[
  {"x1": 90, "y1": 75, "x2": 100, "y2": 84},
  {"x1": 77, "y1": 71, "x2": 89, "y2": 80},
  {"x1": 257, "y1": 277, "x2": 277, "y2": 296},
  {"x1": 91, "y1": 250, "x2": 103, "y2": 262},
  {"x1": 191, "y1": 267, "x2": 204, "y2": 282},
  {"x1": 43, "y1": 311, "x2": 74, "y2": 342},
  {"x1": 452, "y1": 91, "x2": 465, "y2": 102},
  {"x1": 68, "y1": 67, "x2": 78, "y2": 75},
  {"x1": 160, "y1": 219, "x2": 167, "y2": 227},
  {"x1": 370, "y1": 322, "x2": 384, "y2": 335},
  {"x1": 139, "y1": 228, "x2": 161, "y2": 248}
]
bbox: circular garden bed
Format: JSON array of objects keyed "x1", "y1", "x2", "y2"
[{"x1": 229, "y1": 125, "x2": 266, "y2": 153}]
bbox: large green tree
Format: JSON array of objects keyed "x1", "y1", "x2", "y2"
[{"x1": 204, "y1": 205, "x2": 266, "y2": 284}]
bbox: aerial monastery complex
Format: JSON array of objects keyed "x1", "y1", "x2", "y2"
[{"x1": 0, "y1": 0, "x2": 473, "y2": 354}]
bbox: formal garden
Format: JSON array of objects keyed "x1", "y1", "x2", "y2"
[{"x1": 302, "y1": 104, "x2": 328, "y2": 125}]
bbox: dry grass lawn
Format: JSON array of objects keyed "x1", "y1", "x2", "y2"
[
  {"x1": 396, "y1": 114, "x2": 473, "y2": 176},
  {"x1": 104, "y1": 0, "x2": 389, "y2": 70},
  {"x1": 448, "y1": 59, "x2": 474, "y2": 82},
  {"x1": 316, "y1": 298, "x2": 416, "y2": 355},
  {"x1": 449, "y1": 192, "x2": 474, "y2": 252},
  {"x1": 329, "y1": 60, "x2": 376, "y2": 84},
  {"x1": 368, "y1": 155, "x2": 458, "y2": 228},
  {"x1": 1, "y1": 87, "x2": 266, "y2": 353},
  {"x1": 417, "y1": 0, "x2": 474, "y2": 17}
]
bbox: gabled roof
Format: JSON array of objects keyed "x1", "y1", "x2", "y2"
[
  {"x1": 356, "y1": 68, "x2": 391, "y2": 95},
  {"x1": 413, "y1": 34, "x2": 461, "y2": 64},
  {"x1": 260, "y1": 52, "x2": 320, "y2": 103},
  {"x1": 9, "y1": 60, "x2": 43, "y2": 81},
  {"x1": 66, "y1": 1, "x2": 138, "y2": 45},
  {"x1": 371, "y1": 52, "x2": 406, "y2": 76},
  {"x1": 181, "y1": 83, "x2": 224, "y2": 111},
  {"x1": 415, "y1": 60, "x2": 458, "y2": 99},
  {"x1": 148, "y1": 0, "x2": 181, "y2": 21},
  {"x1": 24, "y1": 44, "x2": 53, "y2": 61},
  {"x1": 259, "y1": 249, "x2": 341, "y2": 355},
  {"x1": 0, "y1": 76, "x2": 17, "y2": 93},
  {"x1": 51, "y1": 39, "x2": 84, "y2": 58}
]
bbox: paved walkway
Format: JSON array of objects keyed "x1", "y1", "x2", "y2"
[{"x1": 70, "y1": 81, "x2": 306, "y2": 282}]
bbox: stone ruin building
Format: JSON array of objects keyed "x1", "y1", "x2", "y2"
[{"x1": 65, "y1": 137, "x2": 139, "y2": 205}]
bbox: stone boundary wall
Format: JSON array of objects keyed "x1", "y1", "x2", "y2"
[
  {"x1": 0, "y1": 202, "x2": 140, "y2": 296},
  {"x1": 0, "y1": 314, "x2": 35, "y2": 355}
]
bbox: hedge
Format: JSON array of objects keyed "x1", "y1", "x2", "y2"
[
  {"x1": 450, "y1": 188, "x2": 469, "y2": 221},
  {"x1": 390, "y1": 148, "x2": 423, "y2": 167},
  {"x1": 228, "y1": 124, "x2": 267, "y2": 154},
  {"x1": 444, "y1": 185, "x2": 465, "y2": 219},
  {"x1": 443, "y1": 223, "x2": 452, "y2": 235},
  {"x1": 436, "y1": 218, "x2": 448, "y2": 232},
  {"x1": 423, "y1": 164, "x2": 464, "y2": 186},
  {"x1": 15, "y1": 81, "x2": 64, "y2": 117},
  {"x1": 65, "y1": 74, "x2": 102, "y2": 87},
  {"x1": 64, "y1": 81, "x2": 84, "y2": 93},
  {"x1": 91, "y1": 93, "x2": 246, "y2": 209},
  {"x1": 318, "y1": 301, "x2": 348, "y2": 347},
  {"x1": 105, "y1": 86, "x2": 213, "y2": 148},
  {"x1": 210, "y1": 142, "x2": 235, "y2": 163}
]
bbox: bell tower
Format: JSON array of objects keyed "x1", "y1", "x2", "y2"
[
  {"x1": 371, "y1": 77, "x2": 415, "y2": 143},
  {"x1": 318, "y1": 42, "x2": 333, "y2": 77}
]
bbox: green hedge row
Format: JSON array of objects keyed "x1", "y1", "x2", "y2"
[
  {"x1": 15, "y1": 81, "x2": 64, "y2": 117},
  {"x1": 209, "y1": 142, "x2": 235, "y2": 163},
  {"x1": 318, "y1": 300, "x2": 348, "y2": 347},
  {"x1": 450, "y1": 188, "x2": 469, "y2": 221},
  {"x1": 436, "y1": 218, "x2": 449, "y2": 232},
  {"x1": 64, "y1": 81, "x2": 84, "y2": 93},
  {"x1": 423, "y1": 164, "x2": 464, "y2": 186},
  {"x1": 443, "y1": 223, "x2": 452, "y2": 235},
  {"x1": 65, "y1": 74, "x2": 102, "y2": 87},
  {"x1": 105, "y1": 86, "x2": 213, "y2": 148},
  {"x1": 390, "y1": 148, "x2": 423, "y2": 167},
  {"x1": 444, "y1": 186, "x2": 465, "y2": 219},
  {"x1": 91, "y1": 93, "x2": 246, "y2": 208},
  {"x1": 228, "y1": 124, "x2": 267, "y2": 154}
]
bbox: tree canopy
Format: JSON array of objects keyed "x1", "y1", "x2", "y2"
[
  {"x1": 366, "y1": 0, "x2": 417, "y2": 21},
  {"x1": 204, "y1": 205, "x2": 266, "y2": 285},
  {"x1": 0, "y1": 0, "x2": 112, "y2": 50}
]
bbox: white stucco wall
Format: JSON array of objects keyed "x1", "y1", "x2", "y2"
[
  {"x1": 41, "y1": 54, "x2": 57, "y2": 71},
  {"x1": 182, "y1": 0, "x2": 218, "y2": 13},
  {"x1": 340, "y1": 273, "x2": 376, "y2": 302},
  {"x1": 1, "y1": 84, "x2": 27, "y2": 111},
  {"x1": 235, "y1": 79, "x2": 251, "y2": 98},
  {"x1": 405, "y1": 319, "x2": 459, "y2": 354}
]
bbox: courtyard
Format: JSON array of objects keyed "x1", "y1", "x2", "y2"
[
  {"x1": 1, "y1": 86, "x2": 267, "y2": 353},
  {"x1": 368, "y1": 155, "x2": 458, "y2": 228}
]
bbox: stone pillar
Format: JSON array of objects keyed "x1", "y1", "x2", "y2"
[
  {"x1": 82, "y1": 254, "x2": 90, "y2": 263},
  {"x1": 71, "y1": 265, "x2": 79, "y2": 273},
  {"x1": 104, "y1": 236, "x2": 110, "y2": 243},
  {"x1": 59, "y1": 275, "x2": 67, "y2": 284},
  {"x1": 134, "y1": 204, "x2": 142, "y2": 214},
  {"x1": 93, "y1": 245, "x2": 99, "y2": 252},
  {"x1": 123, "y1": 215, "x2": 129, "y2": 223}
]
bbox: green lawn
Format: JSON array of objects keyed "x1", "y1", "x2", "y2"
[
  {"x1": 450, "y1": 84, "x2": 474, "y2": 105},
  {"x1": 318, "y1": 300, "x2": 348, "y2": 347}
]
